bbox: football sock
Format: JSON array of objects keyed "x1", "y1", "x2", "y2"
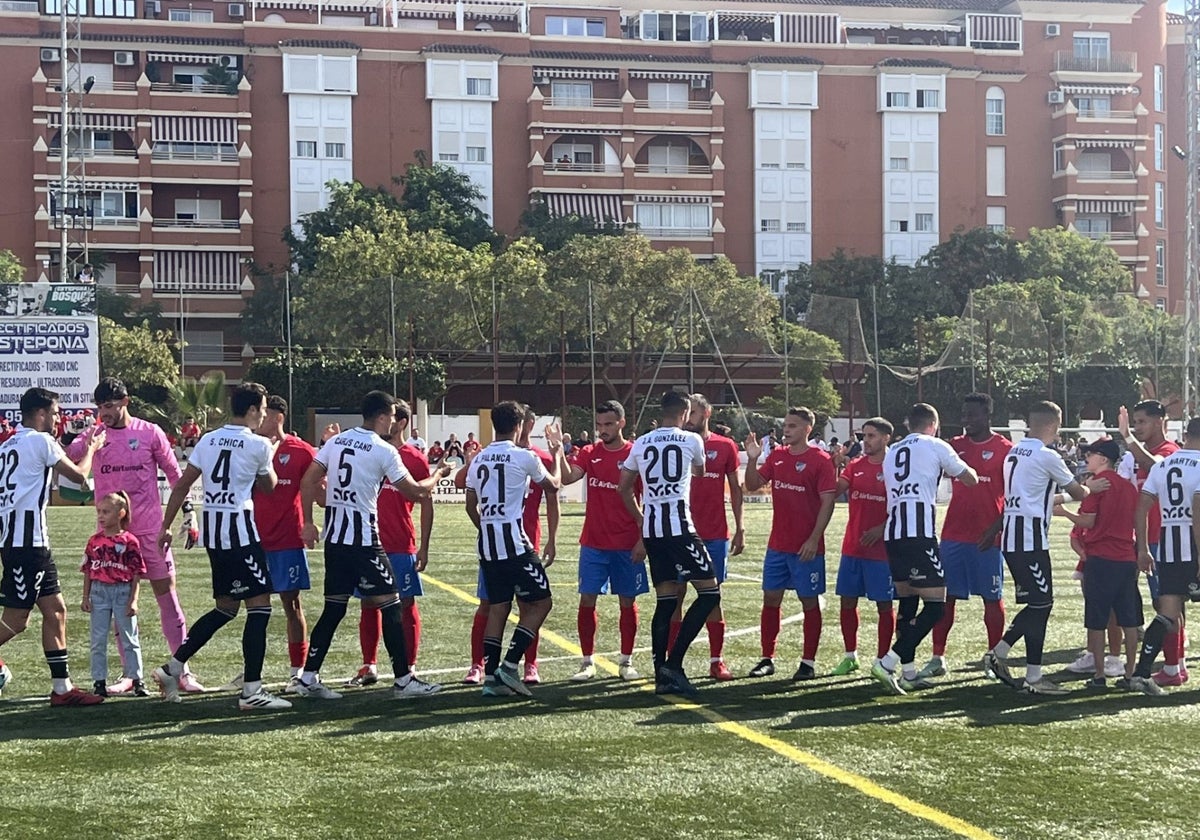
[
  {"x1": 667, "y1": 620, "x2": 682, "y2": 655},
  {"x1": 931, "y1": 597, "x2": 956, "y2": 657},
  {"x1": 174, "y1": 606, "x2": 237, "y2": 664},
  {"x1": 155, "y1": 590, "x2": 188, "y2": 658},
  {"x1": 45, "y1": 648, "x2": 70, "y2": 692},
  {"x1": 893, "y1": 601, "x2": 945, "y2": 664},
  {"x1": 303, "y1": 598, "x2": 349, "y2": 675},
  {"x1": 1001, "y1": 607, "x2": 1033, "y2": 651},
  {"x1": 287, "y1": 641, "x2": 308, "y2": 671},
  {"x1": 618, "y1": 604, "x2": 639, "y2": 657},
  {"x1": 359, "y1": 603, "x2": 382, "y2": 665},
  {"x1": 1164, "y1": 630, "x2": 1181, "y2": 666},
  {"x1": 242, "y1": 606, "x2": 271, "y2": 683},
  {"x1": 504, "y1": 625, "x2": 538, "y2": 667},
  {"x1": 651, "y1": 595, "x2": 679, "y2": 673},
  {"x1": 983, "y1": 599, "x2": 1006, "y2": 650},
  {"x1": 483, "y1": 636, "x2": 503, "y2": 676},
  {"x1": 802, "y1": 606, "x2": 822, "y2": 663},
  {"x1": 379, "y1": 598, "x2": 411, "y2": 677},
  {"x1": 760, "y1": 605, "x2": 782, "y2": 659},
  {"x1": 525, "y1": 631, "x2": 540, "y2": 666},
  {"x1": 1025, "y1": 664, "x2": 1042, "y2": 683},
  {"x1": 840, "y1": 607, "x2": 859, "y2": 655},
  {"x1": 470, "y1": 610, "x2": 488, "y2": 667},
  {"x1": 667, "y1": 588, "x2": 720, "y2": 669},
  {"x1": 993, "y1": 640, "x2": 1013, "y2": 659},
  {"x1": 401, "y1": 601, "x2": 421, "y2": 667},
  {"x1": 1135, "y1": 614, "x2": 1173, "y2": 678},
  {"x1": 876, "y1": 605, "x2": 896, "y2": 660},
  {"x1": 242, "y1": 680, "x2": 262, "y2": 697},
  {"x1": 1024, "y1": 604, "x2": 1051, "y2": 667},
  {"x1": 706, "y1": 620, "x2": 725, "y2": 661},
  {"x1": 898, "y1": 595, "x2": 920, "y2": 626},
  {"x1": 578, "y1": 606, "x2": 598, "y2": 657}
]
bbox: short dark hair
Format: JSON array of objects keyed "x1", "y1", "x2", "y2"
[
  {"x1": 266, "y1": 395, "x2": 288, "y2": 416},
  {"x1": 689, "y1": 393, "x2": 711, "y2": 411},
  {"x1": 20, "y1": 387, "x2": 57, "y2": 415},
  {"x1": 361, "y1": 390, "x2": 398, "y2": 421},
  {"x1": 231, "y1": 382, "x2": 267, "y2": 418},
  {"x1": 523, "y1": 405, "x2": 537, "y2": 423},
  {"x1": 1185, "y1": 417, "x2": 1200, "y2": 440},
  {"x1": 862, "y1": 416, "x2": 894, "y2": 437},
  {"x1": 787, "y1": 406, "x2": 816, "y2": 426},
  {"x1": 963, "y1": 392, "x2": 993, "y2": 415},
  {"x1": 394, "y1": 399, "x2": 412, "y2": 423},
  {"x1": 596, "y1": 399, "x2": 625, "y2": 420},
  {"x1": 1133, "y1": 399, "x2": 1167, "y2": 419},
  {"x1": 661, "y1": 391, "x2": 690, "y2": 415},
  {"x1": 93, "y1": 377, "x2": 128, "y2": 403},
  {"x1": 1028, "y1": 400, "x2": 1062, "y2": 425},
  {"x1": 907, "y1": 403, "x2": 939, "y2": 431},
  {"x1": 492, "y1": 400, "x2": 524, "y2": 435}
]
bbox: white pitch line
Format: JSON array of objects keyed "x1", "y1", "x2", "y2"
[{"x1": 727, "y1": 572, "x2": 764, "y2": 583}]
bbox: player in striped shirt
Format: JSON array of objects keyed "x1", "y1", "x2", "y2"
[
  {"x1": 466, "y1": 401, "x2": 562, "y2": 697},
  {"x1": 155, "y1": 383, "x2": 291, "y2": 711},
  {"x1": 618, "y1": 391, "x2": 715, "y2": 697},
  {"x1": 0, "y1": 387, "x2": 107, "y2": 705},
  {"x1": 294, "y1": 391, "x2": 450, "y2": 700},
  {"x1": 1129, "y1": 417, "x2": 1200, "y2": 695},
  {"x1": 871, "y1": 403, "x2": 978, "y2": 695},
  {"x1": 744, "y1": 406, "x2": 837, "y2": 681},
  {"x1": 985, "y1": 401, "x2": 1089, "y2": 695}
]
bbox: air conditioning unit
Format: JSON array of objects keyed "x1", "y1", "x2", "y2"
[
  {"x1": 114, "y1": 50, "x2": 135, "y2": 66},
  {"x1": 533, "y1": 74, "x2": 550, "y2": 86},
  {"x1": 40, "y1": 47, "x2": 60, "y2": 63},
  {"x1": 1045, "y1": 23, "x2": 1061, "y2": 38},
  {"x1": 690, "y1": 77, "x2": 708, "y2": 89},
  {"x1": 1047, "y1": 90, "x2": 1065, "y2": 104},
  {"x1": 228, "y1": 3, "x2": 245, "y2": 17}
]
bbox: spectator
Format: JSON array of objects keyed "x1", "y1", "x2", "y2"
[
  {"x1": 408, "y1": 426, "x2": 427, "y2": 452},
  {"x1": 76, "y1": 263, "x2": 95, "y2": 283},
  {"x1": 463, "y1": 431, "x2": 481, "y2": 457},
  {"x1": 427, "y1": 440, "x2": 445, "y2": 463},
  {"x1": 179, "y1": 416, "x2": 201, "y2": 448},
  {"x1": 444, "y1": 435, "x2": 465, "y2": 462},
  {"x1": 845, "y1": 431, "x2": 864, "y2": 459},
  {"x1": 562, "y1": 432, "x2": 573, "y2": 456}
]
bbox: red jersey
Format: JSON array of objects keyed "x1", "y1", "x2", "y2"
[
  {"x1": 81, "y1": 530, "x2": 147, "y2": 585},
  {"x1": 1079, "y1": 469, "x2": 1137, "y2": 561},
  {"x1": 576, "y1": 440, "x2": 640, "y2": 551},
  {"x1": 253, "y1": 434, "x2": 317, "y2": 552},
  {"x1": 378, "y1": 443, "x2": 431, "y2": 555},
  {"x1": 1137, "y1": 439, "x2": 1180, "y2": 543},
  {"x1": 522, "y1": 446, "x2": 555, "y2": 553},
  {"x1": 757, "y1": 445, "x2": 837, "y2": 554},
  {"x1": 839, "y1": 455, "x2": 888, "y2": 561},
  {"x1": 690, "y1": 433, "x2": 740, "y2": 541},
  {"x1": 942, "y1": 433, "x2": 1012, "y2": 544}
]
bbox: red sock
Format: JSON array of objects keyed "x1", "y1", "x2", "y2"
[
  {"x1": 1180, "y1": 625, "x2": 1188, "y2": 668},
  {"x1": 359, "y1": 604, "x2": 382, "y2": 665},
  {"x1": 761, "y1": 606, "x2": 782, "y2": 658},
  {"x1": 877, "y1": 606, "x2": 896, "y2": 660},
  {"x1": 706, "y1": 620, "x2": 725, "y2": 660},
  {"x1": 667, "y1": 620, "x2": 682, "y2": 655},
  {"x1": 470, "y1": 609, "x2": 488, "y2": 667},
  {"x1": 1165, "y1": 629, "x2": 1181, "y2": 666},
  {"x1": 401, "y1": 601, "x2": 421, "y2": 667},
  {"x1": 578, "y1": 606, "x2": 598, "y2": 657},
  {"x1": 802, "y1": 606, "x2": 822, "y2": 662},
  {"x1": 619, "y1": 604, "x2": 639, "y2": 656},
  {"x1": 983, "y1": 599, "x2": 1006, "y2": 650},
  {"x1": 287, "y1": 641, "x2": 308, "y2": 670},
  {"x1": 931, "y1": 597, "x2": 957, "y2": 657},
  {"x1": 526, "y1": 632, "x2": 540, "y2": 666},
  {"x1": 840, "y1": 607, "x2": 859, "y2": 654}
]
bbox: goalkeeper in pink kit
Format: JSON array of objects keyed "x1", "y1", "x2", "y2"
[{"x1": 68, "y1": 378, "x2": 204, "y2": 692}]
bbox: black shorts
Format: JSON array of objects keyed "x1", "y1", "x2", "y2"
[
  {"x1": 643, "y1": 535, "x2": 715, "y2": 587},
  {"x1": 0, "y1": 547, "x2": 59, "y2": 609},
  {"x1": 1082, "y1": 557, "x2": 1142, "y2": 629},
  {"x1": 1004, "y1": 549, "x2": 1054, "y2": 605},
  {"x1": 1156, "y1": 560, "x2": 1200, "y2": 600},
  {"x1": 885, "y1": 537, "x2": 944, "y2": 589},
  {"x1": 324, "y1": 542, "x2": 399, "y2": 598},
  {"x1": 207, "y1": 544, "x2": 272, "y2": 601},
  {"x1": 480, "y1": 550, "x2": 552, "y2": 604}
]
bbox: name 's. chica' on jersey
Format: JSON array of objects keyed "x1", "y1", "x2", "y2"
[{"x1": 210, "y1": 437, "x2": 245, "y2": 449}]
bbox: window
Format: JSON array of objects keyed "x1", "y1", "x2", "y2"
[
  {"x1": 916, "y1": 89, "x2": 939, "y2": 109},
  {"x1": 890, "y1": 220, "x2": 909, "y2": 232},
  {"x1": 296, "y1": 141, "x2": 317, "y2": 158},
  {"x1": 438, "y1": 152, "x2": 459, "y2": 161},
  {"x1": 760, "y1": 219, "x2": 780, "y2": 232},
  {"x1": 1073, "y1": 33, "x2": 1110, "y2": 60},
  {"x1": 325, "y1": 142, "x2": 345, "y2": 159},
  {"x1": 786, "y1": 221, "x2": 807, "y2": 232},
  {"x1": 633, "y1": 202, "x2": 710, "y2": 235},
  {"x1": 646, "y1": 82, "x2": 689, "y2": 110},
  {"x1": 986, "y1": 147, "x2": 1006, "y2": 196},
  {"x1": 549, "y1": 81, "x2": 592, "y2": 106},
  {"x1": 1155, "y1": 124, "x2": 1165, "y2": 171},
  {"x1": 886, "y1": 91, "x2": 910, "y2": 108},
  {"x1": 1156, "y1": 298, "x2": 1166, "y2": 311},
  {"x1": 1073, "y1": 96, "x2": 1111, "y2": 117},
  {"x1": 1053, "y1": 143, "x2": 1068, "y2": 174},
  {"x1": 466, "y1": 77, "x2": 491, "y2": 96},
  {"x1": 1154, "y1": 64, "x2": 1164, "y2": 112},
  {"x1": 174, "y1": 198, "x2": 222, "y2": 221},
  {"x1": 915, "y1": 213, "x2": 934, "y2": 232},
  {"x1": 1156, "y1": 240, "x2": 1166, "y2": 286},
  {"x1": 888, "y1": 157, "x2": 909, "y2": 171},
  {"x1": 93, "y1": 0, "x2": 135, "y2": 17},
  {"x1": 646, "y1": 141, "x2": 691, "y2": 172},
  {"x1": 466, "y1": 146, "x2": 487, "y2": 162},
  {"x1": 639, "y1": 12, "x2": 709, "y2": 42},
  {"x1": 1075, "y1": 216, "x2": 1110, "y2": 235},
  {"x1": 545, "y1": 16, "x2": 605, "y2": 37},
  {"x1": 986, "y1": 206, "x2": 1006, "y2": 233},
  {"x1": 985, "y1": 87, "x2": 1005, "y2": 136},
  {"x1": 1156, "y1": 182, "x2": 1166, "y2": 227},
  {"x1": 169, "y1": 8, "x2": 213, "y2": 22}
]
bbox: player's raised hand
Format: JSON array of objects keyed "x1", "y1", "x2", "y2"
[
  {"x1": 744, "y1": 431, "x2": 762, "y2": 461},
  {"x1": 89, "y1": 428, "x2": 107, "y2": 451},
  {"x1": 1117, "y1": 406, "x2": 1130, "y2": 440},
  {"x1": 544, "y1": 423, "x2": 563, "y2": 451},
  {"x1": 320, "y1": 422, "x2": 340, "y2": 444}
]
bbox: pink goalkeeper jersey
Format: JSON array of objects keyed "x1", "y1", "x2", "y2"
[{"x1": 68, "y1": 417, "x2": 182, "y2": 537}]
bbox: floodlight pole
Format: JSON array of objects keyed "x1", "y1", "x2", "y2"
[{"x1": 1185, "y1": 0, "x2": 1200, "y2": 415}]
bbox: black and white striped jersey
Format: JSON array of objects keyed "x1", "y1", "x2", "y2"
[
  {"x1": 466, "y1": 440, "x2": 548, "y2": 561},
  {"x1": 1140, "y1": 449, "x2": 1200, "y2": 564},
  {"x1": 189, "y1": 425, "x2": 273, "y2": 550},
  {"x1": 0, "y1": 426, "x2": 64, "y2": 549},
  {"x1": 620, "y1": 427, "x2": 706, "y2": 539},
  {"x1": 884, "y1": 433, "x2": 970, "y2": 541},
  {"x1": 1001, "y1": 438, "x2": 1076, "y2": 553},
  {"x1": 315, "y1": 427, "x2": 409, "y2": 548}
]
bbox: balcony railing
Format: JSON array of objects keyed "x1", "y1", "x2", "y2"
[
  {"x1": 544, "y1": 163, "x2": 621, "y2": 174},
  {"x1": 1054, "y1": 51, "x2": 1137, "y2": 73},
  {"x1": 47, "y1": 148, "x2": 138, "y2": 160},
  {"x1": 1079, "y1": 230, "x2": 1138, "y2": 241},
  {"x1": 153, "y1": 218, "x2": 240, "y2": 230},
  {"x1": 46, "y1": 79, "x2": 138, "y2": 93},
  {"x1": 638, "y1": 226, "x2": 711, "y2": 238},
  {"x1": 633, "y1": 99, "x2": 712, "y2": 112},
  {"x1": 544, "y1": 97, "x2": 621, "y2": 109},
  {"x1": 1076, "y1": 169, "x2": 1137, "y2": 181},
  {"x1": 634, "y1": 164, "x2": 712, "y2": 176},
  {"x1": 1076, "y1": 108, "x2": 1137, "y2": 120},
  {"x1": 50, "y1": 214, "x2": 139, "y2": 229},
  {"x1": 149, "y1": 82, "x2": 238, "y2": 96},
  {"x1": 151, "y1": 148, "x2": 239, "y2": 163},
  {"x1": 0, "y1": 1, "x2": 39, "y2": 10}
]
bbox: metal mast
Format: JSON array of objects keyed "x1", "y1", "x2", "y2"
[
  {"x1": 1184, "y1": 0, "x2": 1200, "y2": 415},
  {"x1": 58, "y1": 0, "x2": 87, "y2": 282}
]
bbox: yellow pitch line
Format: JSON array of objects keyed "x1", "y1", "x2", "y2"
[{"x1": 422, "y1": 573, "x2": 998, "y2": 840}]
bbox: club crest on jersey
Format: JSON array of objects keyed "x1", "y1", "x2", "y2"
[
  {"x1": 114, "y1": 542, "x2": 125, "y2": 555},
  {"x1": 982, "y1": 451, "x2": 994, "y2": 460},
  {"x1": 127, "y1": 439, "x2": 139, "y2": 450},
  {"x1": 707, "y1": 451, "x2": 718, "y2": 461},
  {"x1": 876, "y1": 473, "x2": 884, "y2": 482},
  {"x1": 795, "y1": 462, "x2": 807, "y2": 472},
  {"x1": 279, "y1": 453, "x2": 291, "y2": 465}
]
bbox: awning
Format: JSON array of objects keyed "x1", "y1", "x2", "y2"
[
  {"x1": 628, "y1": 69, "x2": 710, "y2": 82},
  {"x1": 1077, "y1": 199, "x2": 1136, "y2": 213},
  {"x1": 152, "y1": 116, "x2": 239, "y2": 144},
  {"x1": 47, "y1": 112, "x2": 135, "y2": 131},
  {"x1": 543, "y1": 192, "x2": 623, "y2": 222},
  {"x1": 153, "y1": 251, "x2": 241, "y2": 293},
  {"x1": 534, "y1": 67, "x2": 618, "y2": 81},
  {"x1": 147, "y1": 52, "x2": 237, "y2": 66},
  {"x1": 83, "y1": 181, "x2": 139, "y2": 192},
  {"x1": 1061, "y1": 83, "x2": 1134, "y2": 95},
  {"x1": 542, "y1": 126, "x2": 622, "y2": 136},
  {"x1": 635, "y1": 194, "x2": 710, "y2": 204},
  {"x1": 260, "y1": 0, "x2": 376, "y2": 7},
  {"x1": 844, "y1": 21, "x2": 889, "y2": 30},
  {"x1": 1075, "y1": 138, "x2": 1138, "y2": 149}
]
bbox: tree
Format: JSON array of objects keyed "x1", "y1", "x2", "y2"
[
  {"x1": 0, "y1": 248, "x2": 24, "y2": 284},
  {"x1": 1018, "y1": 226, "x2": 1131, "y2": 298},
  {"x1": 756, "y1": 322, "x2": 843, "y2": 418},
  {"x1": 396, "y1": 152, "x2": 501, "y2": 252},
  {"x1": 518, "y1": 200, "x2": 625, "y2": 252},
  {"x1": 917, "y1": 226, "x2": 1023, "y2": 314},
  {"x1": 96, "y1": 286, "x2": 164, "y2": 330},
  {"x1": 202, "y1": 62, "x2": 239, "y2": 95},
  {"x1": 98, "y1": 316, "x2": 179, "y2": 409},
  {"x1": 283, "y1": 181, "x2": 403, "y2": 276},
  {"x1": 142, "y1": 370, "x2": 229, "y2": 432}
]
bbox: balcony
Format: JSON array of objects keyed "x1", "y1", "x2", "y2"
[
  {"x1": 633, "y1": 99, "x2": 712, "y2": 113},
  {"x1": 149, "y1": 82, "x2": 239, "y2": 96},
  {"x1": 634, "y1": 163, "x2": 712, "y2": 176},
  {"x1": 151, "y1": 147, "x2": 239, "y2": 164},
  {"x1": 152, "y1": 218, "x2": 241, "y2": 231},
  {"x1": 50, "y1": 214, "x2": 138, "y2": 230},
  {"x1": 0, "y1": 0, "x2": 39, "y2": 9},
  {"x1": 1054, "y1": 51, "x2": 1137, "y2": 74},
  {"x1": 543, "y1": 162, "x2": 621, "y2": 175},
  {"x1": 46, "y1": 79, "x2": 138, "y2": 94},
  {"x1": 1075, "y1": 169, "x2": 1137, "y2": 181},
  {"x1": 638, "y1": 226, "x2": 711, "y2": 239},
  {"x1": 1078, "y1": 230, "x2": 1139, "y2": 242},
  {"x1": 1076, "y1": 108, "x2": 1138, "y2": 122},
  {"x1": 47, "y1": 148, "x2": 138, "y2": 161},
  {"x1": 545, "y1": 97, "x2": 621, "y2": 110}
]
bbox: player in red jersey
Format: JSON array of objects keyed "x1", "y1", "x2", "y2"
[
  {"x1": 347, "y1": 400, "x2": 446, "y2": 687},
  {"x1": 560, "y1": 400, "x2": 648, "y2": 682},
  {"x1": 744, "y1": 407, "x2": 838, "y2": 681},
  {"x1": 673, "y1": 392, "x2": 743, "y2": 681},
  {"x1": 1120, "y1": 400, "x2": 1185, "y2": 684},
  {"x1": 830, "y1": 417, "x2": 895, "y2": 676},
  {"x1": 920, "y1": 393, "x2": 1013, "y2": 679},
  {"x1": 460, "y1": 406, "x2": 559, "y2": 685}
]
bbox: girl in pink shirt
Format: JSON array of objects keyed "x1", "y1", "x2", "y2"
[{"x1": 81, "y1": 492, "x2": 149, "y2": 697}]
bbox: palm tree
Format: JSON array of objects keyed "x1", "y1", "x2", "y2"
[{"x1": 144, "y1": 369, "x2": 229, "y2": 432}]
